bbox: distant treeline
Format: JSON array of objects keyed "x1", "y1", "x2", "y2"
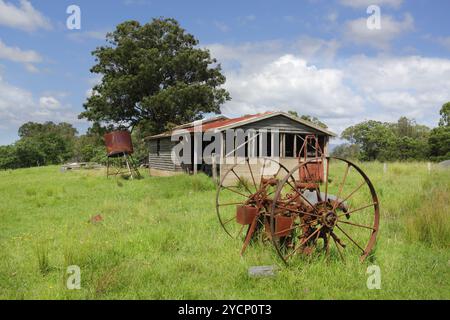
[
  {"x1": 0, "y1": 103, "x2": 449, "y2": 170},
  {"x1": 0, "y1": 122, "x2": 148, "y2": 170},
  {"x1": 332, "y1": 103, "x2": 450, "y2": 162}
]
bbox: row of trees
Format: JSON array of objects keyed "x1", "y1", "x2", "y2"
[
  {"x1": 0, "y1": 121, "x2": 153, "y2": 170},
  {"x1": 0, "y1": 122, "x2": 100, "y2": 170},
  {"x1": 332, "y1": 103, "x2": 450, "y2": 162},
  {"x1": 0, "y1": 18, "x2": 448, "y2": 169},
  {"x1": 1, "y1": 18, "x2": 224, "y2": 170}
]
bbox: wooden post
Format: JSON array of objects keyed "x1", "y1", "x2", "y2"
[
  {"x1": 383, "y1": 163, "x2": 387, "y2": 174},
  {"x1": 427, "y1": 162, "x2": 431, "y2": 174},
  {"x1": 212, "y1": 153, "x2": 218, "y2": 184}
]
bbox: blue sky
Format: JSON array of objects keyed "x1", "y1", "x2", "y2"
[{"x1": 1, "y1": 0, "x2": 450, "y2": 145}]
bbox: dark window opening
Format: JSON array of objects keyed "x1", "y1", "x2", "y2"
[
  {"x1": 285, "y1": 134, "x2": 295, "y2": 157},
  {"x1": 156, "y1": 139, "x2": 161, "y2": 156}
]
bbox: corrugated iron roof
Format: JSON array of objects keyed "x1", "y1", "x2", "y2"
[{"x1": 146, "y1": 111, "x2": 336, "y2": 140}]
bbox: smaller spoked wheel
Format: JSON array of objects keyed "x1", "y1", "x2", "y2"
[
  {"x1": 216, "y1": 158, "x2": 295, "y2": 254},
  {"x1": 270, "y1": 157, "x2": 380, "y2": 264}
]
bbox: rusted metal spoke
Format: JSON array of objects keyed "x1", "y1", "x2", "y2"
[
  {"x1": 273, "y1": 222, "x2": 308, "y2": 236},
  {"x1": 231, "y1": 169, "x2": 253, "y2": 195},
  {"x1": 246, "y1": 159, "x2": 258, "y2": 190},
  {"x1": 222, "y1": 215, "x2": 237, "y2": 225},
  {"x1": 336, "y1": 225, "x2": 365, "y2": 253},
  {"x1": 221, "y1": 186, "x2": 250, "y2": 198},
  {"x1": 332, "y1": 234, "x2": 345, "y2": 261},
  {"x1": 266, "y1": 188, "x2": 277, "y2": 198},
  {"x1": 338, "y1": 202, "x2": 377, "y2": 218},
  {"x1": 283, "y1": 192, "x2": 301, "y2": 206},
  {"x1": 285, "y1": 180, "x2": 318, "y2": 213},
  {"x1": 333, "y1": 164, "x2": 350, "y2": 211},
  {"x1": 325, "y1": 232, "x2": 331, "y2": 260},
  {"x1": 218, "y1": 202, "x2": 247, "y2": 207},
  {"x1": 236, "y1": 224, "x2": 246, "y2": 239},
  {"x1": 285, "y1": 226, "x2": 323, "y2": 260},
  {"x1": 275, "y1": 203, "x2": 321, "y2": 219},
  {"x1": 335, "y1": 180, "x2": 366, "y2": 209},
  {"x1": 338, "y1": 220, "x2": 376, "y2": 231}
]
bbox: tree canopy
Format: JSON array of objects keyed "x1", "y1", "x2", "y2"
[
  {"x1": 0, "y1": 122, "x2": 78, "y2": 169},
  {"x1": 287, "y1": 111, "x2": 328, "y2": 129},
  {"x1": 428, "y1": 102, "x2": 450, "y2": 161},
  {"x1": 339, "y1": 118, "x2": 430, "y2": 161},
  {"x1": 80, "y1": 18, "x2": 230, "y2": 134}
]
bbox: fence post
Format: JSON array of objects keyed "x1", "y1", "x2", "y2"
[
  {"x1": 383, "y1": 163, "x2": 387, "y2": 174},
  {"x1": 212, "y1": 153, "x2": 218, "y2": 184}
]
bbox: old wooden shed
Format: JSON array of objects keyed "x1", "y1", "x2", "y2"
[{"x1": 146, "y1": 111, "x2": 336, "y2": 182}]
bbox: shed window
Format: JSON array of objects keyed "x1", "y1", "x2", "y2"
[
  {"x1": 285, "y1": 134, "x2": 295, "y2": 157},
  {"x1": 156, "y1": 139, "x2": 161, "y2": 156}
]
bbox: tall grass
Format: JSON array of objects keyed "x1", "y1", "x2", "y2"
[
  {"x1": 0, "y1": 163, "x2": 449, "y2": 299},
  {"x1": 36, "y1": 244, "x2": 51, "y2": 276},
  {"x1": 405, "y1": 169, "x2": 450, "y2": 247}
]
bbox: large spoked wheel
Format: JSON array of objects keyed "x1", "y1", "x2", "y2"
[
  {"x1": 216, "y1": 158, "x2": 296, "y2": 255},
  {"x1": 270, "y1": 157, "x2": 380, "y2": 264}
]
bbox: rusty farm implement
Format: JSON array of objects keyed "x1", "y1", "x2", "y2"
[{"x1": 216, "y1": 135, "x2": 380, "y2": 263}]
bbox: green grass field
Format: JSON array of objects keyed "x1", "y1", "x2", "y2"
[{"x1": 0, "y1": 162, "x2": 449, "y2": 300}]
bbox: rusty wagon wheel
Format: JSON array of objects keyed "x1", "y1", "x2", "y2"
[
  {"x1": 270, "y1": 157, "x2": 380, "y2": 264},
  {"x1": 216, "y1": 157, "x2": 295, "y2": 255}
]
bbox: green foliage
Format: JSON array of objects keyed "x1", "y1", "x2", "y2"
[
  {"x1": 428, "y1": 102, "x2": 450, "y2": 161},
  {"x1": 341, "y1": 118, "x2": 430, "y2": 161},
  {"x1": 405, "y1": 171, "x2": 450, "y2": 247},
  {"x1": 80, "y1": 18, "x2": 230, "y2": 134},
  {"x1": 428, "y1": 126, "x2": 450, "y2": 161},
  {"x1": 0, "y1": 122, "x2": 78, "y2": 170},
  {"x1": 0, "y1": 163, "x2": 448, "y2": 299},
  {"x1": 331, "y1": 143, "x2": 360, "y2": 159},
  {"x1": 439, "y1": 102, "x2": 450, "y2": 127},
  {"x1": 35, "y1": 244, "x2": 51, "y2": 276},
  {"x1": 0, "y1": 145, "x2": 18, "y2": 169}
]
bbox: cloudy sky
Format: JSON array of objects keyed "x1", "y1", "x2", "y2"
[{"x1": 0, "y1": 0, "x2": 450, "y2": 144}]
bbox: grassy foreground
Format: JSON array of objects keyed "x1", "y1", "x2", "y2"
[{"x1": 0, "y1": 162, "x2": 449, "y2": 300}]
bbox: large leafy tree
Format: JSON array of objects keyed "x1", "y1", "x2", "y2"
[
  {"x1": 80, "y1": 18, "x2": 230, "y2": 134},
  {"x1": 341, "y1": 118, "x2": 430, "y2": 161},
  {"x1": 429, "y1": 102, "x2": 450, "y2": 161},
  {"x1": 341, "y1": 120, "x2": 396, "y2": 161}
]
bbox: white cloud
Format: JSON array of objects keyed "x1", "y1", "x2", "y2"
[
  {"x1": 431, "y1": 36, "x2": 450, "y2": 51},
  {"x1": 208, "y1": 40, "x2": 450, "y2": 134},
  {"x1": 345, "y1": 55, "x2": 450, "y2": 122},
  {"x1": 208, "y1": 36, "x2": 340, "y2": 72},
  {"x1": 221, "y1": 54, "x2": 364, "y2": 123},
  {"x1": 0, "y1": 0, "x2": 51, "y2": 32},
  {"x1": 39, "y1": 96, "x2": 61, "y2": 110},
  {"x1": 0, "y1": 39, "x2": 42, "y2": 72},
  {"x1": 0, "y1": 74, "x2": 83, "y2": 136},
  {"x1": 343, "y1": 14, "x2": 414, "y2": 49},
  {"x1": 339, "y1": 0, "x2": 403, "y2": 9},
  {"x1": 0, "y1": 74, "x2": 35, "y2": 125}
]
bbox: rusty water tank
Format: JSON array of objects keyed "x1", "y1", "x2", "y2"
[{"x1": 104, "y1": 131, "x2": 134, "y2": 157}]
